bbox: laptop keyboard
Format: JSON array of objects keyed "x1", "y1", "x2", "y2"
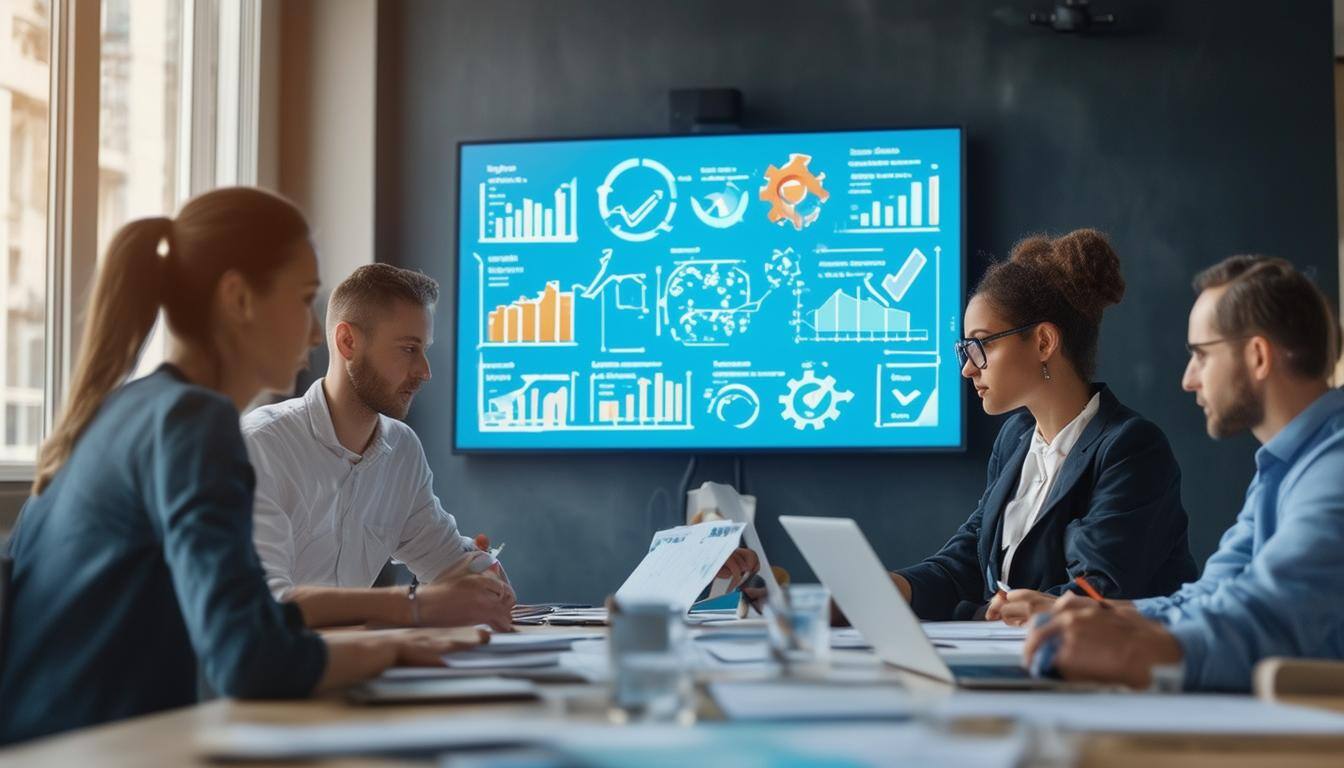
[{"x1": 949, "y1": 664, "x2": 1031, "y2": 680}]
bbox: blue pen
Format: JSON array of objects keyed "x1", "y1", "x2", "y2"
[
  {"x1": 1029, "y1": 574, "x2": 1106, "y2": 678},
  {"x1": 1028, "y1": 612, "x2": 1062, "y2": 679}
]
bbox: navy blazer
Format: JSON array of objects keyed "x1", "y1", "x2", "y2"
[{"x1": 897, "y1": 384, "x2": 1198, "y2": 621}]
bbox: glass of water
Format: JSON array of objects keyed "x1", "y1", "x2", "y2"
[
  {"x1": 607, "y1": 601, "x2": 695, "y2": 724},
  {"x1": 764, "y1": 583, "x2": 832, "y2": 675}
]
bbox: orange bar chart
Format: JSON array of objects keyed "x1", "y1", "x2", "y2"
[{"x1": 486, "y1": 281, "x2": 575, "y2": 344}]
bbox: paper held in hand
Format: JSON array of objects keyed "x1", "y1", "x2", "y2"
[{"x1": 614, "y1": 520, "x2": 746, "y2": 613}]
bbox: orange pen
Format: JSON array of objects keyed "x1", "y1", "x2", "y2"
[{"x1": 1073, "y1": 574, "x2": 1105, "y2": 602}]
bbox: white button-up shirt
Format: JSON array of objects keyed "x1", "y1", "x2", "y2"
[
  {"x1": 1000, "y1": 392, "x2": 1101, "y2": 582},
  {"x1": 243, "y1": 379, "x2": 481, "y2": 599}
]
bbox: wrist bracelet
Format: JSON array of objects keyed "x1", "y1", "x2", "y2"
[{"x1": 407, "y1": 580, "x2": 421, "y2": 627}]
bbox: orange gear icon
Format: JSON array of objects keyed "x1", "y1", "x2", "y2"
[{"x1": 759, "y1": 153, "x2": 829, "y2": 230}]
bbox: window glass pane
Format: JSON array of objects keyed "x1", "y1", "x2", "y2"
[
  {"x1": 0, "y1": 0, "x2": 51, "y2": 462},
  {"x1": 98, "y1": 0, "x2": 183, "y2": 378}
]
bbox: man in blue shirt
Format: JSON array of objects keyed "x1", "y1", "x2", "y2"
[{"x1": 1019, "y1": 255, "x2": 1344, "y2": 691}]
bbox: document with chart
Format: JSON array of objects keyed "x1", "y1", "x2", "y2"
[
  {"x1": 455, "y1": 127, "x2": 963, "y2": 451},
  {"x1": 615, "y1": 521, "x2": 748, "y2": 612}
]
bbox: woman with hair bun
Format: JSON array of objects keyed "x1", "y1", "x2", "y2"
[{"x1": 885, "y1": 229, "x2": 1197, "y2": 622}]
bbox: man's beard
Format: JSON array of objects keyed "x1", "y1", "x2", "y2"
[
  {"x1": 349, "y1": 353, "x2": 416, "y2": 420},
  {"x1": 1207, "y1": 363, "x2": 1264, "y2": 438}
]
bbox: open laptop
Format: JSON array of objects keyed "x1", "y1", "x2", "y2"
[{"x1": 779, "y1": 515, "x2": 1058, "y2": 690}]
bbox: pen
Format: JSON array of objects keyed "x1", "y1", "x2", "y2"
[
  {"x1": 995, "y1": 579, "x2": 1012, "y2": 595},
  {"x1": 1073, "y1": 574, "x2": 1105, "y2": 602}
]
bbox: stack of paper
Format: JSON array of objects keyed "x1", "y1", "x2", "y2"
[
  {"x1": 542, "y1": 607, "x2": 610, "y2": 626},
  {"x1": 346, "y1": 676, "x2": 539, "y2": 705},
  {"x1": 480, "y1": 632, "x2": 602, "y2": 652}
]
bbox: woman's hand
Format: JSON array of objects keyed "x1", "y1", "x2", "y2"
[
  {"x1": 389, "y1": 627, "x2": 491, "y2": 666},
  {"x1": 317, "y1": 627, "x2": 488, "y2": 691},
  {"x1": 986, "y1": 589, "x2": 1057, "y2": 625}
]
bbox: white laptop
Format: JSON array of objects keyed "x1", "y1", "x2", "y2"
[{"x1": 779, "y1": 515, "x2": 1056, "y2": 690}]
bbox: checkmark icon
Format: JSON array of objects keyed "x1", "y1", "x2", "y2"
[{"x1": 891, "y1": 388, "x2": 921, "y2": 407}]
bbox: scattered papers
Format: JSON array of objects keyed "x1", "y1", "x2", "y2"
[
  {"x1": 199, "y1": 717, "x2": 551, "y2": 759},
  {"x1": 443, "y1": 652, "x2": 560, "y2": 670},
  {"x1": 557, "y1": 722, "x2": 1026, "y2": 768},
  {"x1": 936, "y1": 692, "x2": 1344, "y2": 734},
  {"x1": 686, "y1": 614, "x2": 766, "y2": 628},
  {"x1": 921, "y1": 621, "x2": 1028, "y2": 642},
  {"x1": 709, "y1": 681, "x2": 913, "y2": 721},
  {"x1": 614, "y1": 521, "x2": 746, "y2": 613},
  {"x1": 830, "y1": 628, "x2": 872, "y2": 649},
  {"x1": 700, "y1": 640, "x2": 769, "y2": 664},
  {"x1": 201, "y1": 718, "x2": 1025, "y2": 768}
]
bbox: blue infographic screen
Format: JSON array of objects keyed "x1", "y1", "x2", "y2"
[{"x1": 455, "y1": 127, "x2": 963, "y2": 451}]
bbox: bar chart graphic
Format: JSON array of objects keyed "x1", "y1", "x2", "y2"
[
  {"x1": 590, "y1": 371, "x2": 692, "y2": 429},
  {"x1": 479, "y1": 178, "x2": 579, "y2": 243},
  {"x1": 839, "y1": 173, "x2": 941, "y2": 234},
  {"x1": 458, "y1": 127, "x2": 963, "y2": 451},
  {"x1": 481, "y1": 372, "x2": 578, "y2": 431},
  {"x1": 483, "y1": 281, "x2": 577, "y2": 346},
  {"x1": 802, "y1": 287, "x2": 929, "y2": 342}
]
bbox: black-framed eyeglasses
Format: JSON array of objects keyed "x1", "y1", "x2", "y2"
[
  {"x1": 1185, "y1": 336, "x2": 1251, "y2": 356},
  {"x1": 955, "y1": 322, "x2": 1043, "y2": 370},
  {"x1": 1185, "y1": 335, "x2": 1253, "y2": 366}
]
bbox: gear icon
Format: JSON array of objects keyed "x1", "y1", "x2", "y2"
[
  {"x1": 779, "y1": 369, "x2": 853, "y2": 430},
  {"x1": 759, "y1": 153, "x2": 829, "y2": 230}
]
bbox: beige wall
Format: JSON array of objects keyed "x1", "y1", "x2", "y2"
[{"x1": 274, "y1": 0, "x2": 377, "y2": 287}]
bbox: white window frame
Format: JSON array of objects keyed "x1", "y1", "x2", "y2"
[{"x1": 0, "y1": 0, "x2": 268, "y2": 482}]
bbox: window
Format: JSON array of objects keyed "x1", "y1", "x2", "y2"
[
  {"x1": 97, "y1": 0, "x2": 186, "y2": 379},
  {"x1": 0, "y1": 0, "x2": 52, "y2": 464},
  {"x1": 97, "y1": 0, "x2": 183, "y2": 257},
  {"x1": 0, "y1": 0, "x2": 267, "y2": 477}
]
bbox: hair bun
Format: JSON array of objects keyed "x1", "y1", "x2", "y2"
[{"x1": 1010, "y1": 228, "x2": 1125, "y2": 320}]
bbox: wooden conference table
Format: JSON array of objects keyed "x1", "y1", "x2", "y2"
[{"x1": 4, "y1": 625, "x2": 1344, "y2": 768}]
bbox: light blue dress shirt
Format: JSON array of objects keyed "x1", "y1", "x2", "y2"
[{"x1": 1136, "y1": 388, "x2": 1344, "y2": 691}]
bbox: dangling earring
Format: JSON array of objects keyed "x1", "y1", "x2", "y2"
[{"x1": 1041, "y1": 363, "x2": 1051, "y2": 381}]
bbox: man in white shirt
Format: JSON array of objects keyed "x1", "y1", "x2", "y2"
[
  {"x1": 245, "y1": 264, "x2": 515, "y2": 630},
  {"x1": 248, "y1": 264, "x2": 760, "y2": 632}
]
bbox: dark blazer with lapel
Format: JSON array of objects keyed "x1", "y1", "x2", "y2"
[{"x1": 897, "y1": 384, "x2": 1198, "y2": 621}]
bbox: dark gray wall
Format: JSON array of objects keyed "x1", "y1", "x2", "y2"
[{"x1": 374, "y1": 0, "x2": 1337, "y2": 603}]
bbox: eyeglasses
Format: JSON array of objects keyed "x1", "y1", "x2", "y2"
[
  {"x1": 955, "y1": 322, "x2": 1043, "y2": 370},
  {"x1": 1185, "y1": 336, "x2": 1251, "y2": 356}
]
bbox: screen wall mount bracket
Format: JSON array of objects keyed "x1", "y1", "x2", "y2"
[{"x1": 669, "y1": 88, "x2": 743, "y2": 134}]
